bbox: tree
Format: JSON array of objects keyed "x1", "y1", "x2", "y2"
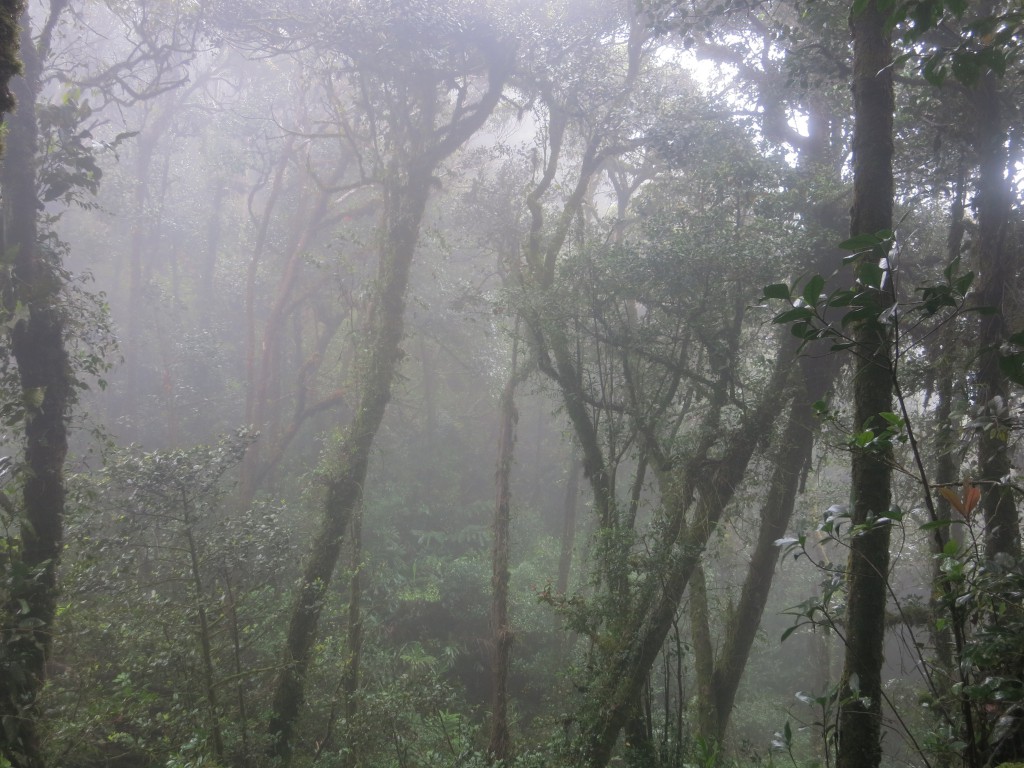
[
  {"x1": 0, "y1": 1, "x2": 209, "y2": 761},
  {"x1": 0, "y1": 7, "x2": 74, "y2": 765},
  {"x1": 971, "y1": 19, "x2": 1020, "y2": 563},
  {"x1": 835, "y1": 2, "x2": 895, "y2": 767},
  {"x1": 261, "y1": 3, "x2": 513, "y2": 759}
]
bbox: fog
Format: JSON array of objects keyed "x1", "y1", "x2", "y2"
[{"x1": 0, "y1": 0, "x2": 1020, "y2": 766}]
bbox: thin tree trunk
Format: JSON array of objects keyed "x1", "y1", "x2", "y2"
[
  {"x1": 184, "y1": 519, "x2": 224, "y2": 762},
  {"x1": 340, "y1": 504, "x2": 363, "y2": 768},
  {"x1": 837, "y1": 3, "x2": 894, "y2": 767},
  {"x1": 488, "y1": 336, "x2": 525, "y2": 763},
  {"x1": 200, "y1": 179, "x2": 226, "y2": 319},
  {"x1": 929, "y1": 172, "x2": 967, "y2": 712},
  {"x1": 418, "y1": 333, "x2": 438, "y2": 450},
  {"x1": 689, "y1": 564, "x2": 716, "y2": 743},
  {"x1": 223, "y1": 574, "x2": 252, "y2": 767},
  {"x1": 555, "y1": 446, "x2": 580, "y2": 624},
  {"x1": 241, "y1": 179, "x2": 332, "y2": 504}
]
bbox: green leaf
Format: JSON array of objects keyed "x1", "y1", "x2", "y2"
[
  {"x1": 23, "y1": 387, "x2": 45, "y2": 409},
  {"x1": 953, "y1": 272, "x2": 975, "y2": 295},
  {"x1": 943, "y1": 255, "x2": 962, "y2": 282},
  {"x1": 856, "y1": 261, "x2": 885, "y2": 288},
  {"x1": 854, "y1": 430, "x2": 876, "y2": 447},
  {"x1": 840, "y1": 306, "x2": 876, "y2": 327},
  {"x1": 923, "y1": 58, "x2": 948, "y2": 86},
  {"x1": 803, "y1": 274, "x2": 825, "y2": 305},
  {"x1": 763, "y1": 283, "x2": 792, "y2": 300},
  {"x1": 828, "y1": 290, "x2": 855, "y2": 308},
  {"x1": 791, "y1": 321, "x2": 821, "y2": 340},
  {"x1": 773, "y1": 307, "x2": 814, "y2": 324}
]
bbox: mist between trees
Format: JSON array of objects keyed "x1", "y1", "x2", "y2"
[{"x1": 0, "y1": 0, "x2": 1021, "y2": 767}]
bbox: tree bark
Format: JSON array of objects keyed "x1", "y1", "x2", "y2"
[
  {"x1": 0, "y1": 12, "x2": 72, "y2": 767},
  {"x1": 339, "y1": 504, "x2": 363, "y2": 768},
  {"x1": 837, "y1": 3, "x2": 894, "y2": 768},
  {"x1": 929, "y1": 173, "x2": 967, "y2": 710},
  {"x1": 689, "y1": 564, "x2": 717, "y2": 743},
  {"x1": 971, "y1": 66, "x2": 1019, "y2": 562},
  {"x1": 705, "y1": 384, "x2": 816, "y2": 744},
  {"x1": 488, "y1": 338, "x2": 525, "y2": 763},
  {"x1": 555, "y1": 447, "x2": 580, "y2": 617}
]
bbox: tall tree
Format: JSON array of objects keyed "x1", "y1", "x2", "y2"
[
  {"x1": 971, "y1": 24, "x2": 1020, "y2": 562},
  {"x1": 487, "y1": 332, "x2": 527, "y2": 762},
  {"x1": 836, "y1": 1, "x2": 895, "y2": 767},
  {"x1": 0, "y1": 6, "x2": 73, "y2": 766},
  {"x1": 264, "y1": 4, "x2": 513, "y2": 759}
]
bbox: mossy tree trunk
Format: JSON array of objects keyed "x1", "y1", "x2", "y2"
[
  {"x1": 836, "y1": 3, "x2": 894, "y2": 768},
  {"x1": 695, "y1": 378, "x2": 817, "y2": 745},
  {"x1": 0, "y1": 10, "x2": 73, "y2": 767},
  {"x1": 266, "y1": 162, "x2": 440, "y2": 761},
  {"x1": 488, "y1": 336, "x2": 527, "y2": 763},
  {"x1": 266, "y1": 35, "x2": 511, "y2": 761}
]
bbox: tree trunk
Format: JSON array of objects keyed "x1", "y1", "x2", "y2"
[
  {"x1": 972, "y1": 67, "x2": 1019, "y2": 562},
  {"x1": 929, "y1": 174, "x2": 967, "y2": 710},
  {"x1": 266, "y1": 164, "x2": 434, "y2": 761},
  {"x1": 184, "y1": 523, "x2": 224, "y2": 761},
  {"x1": 689, "y1": 564, "x2": 717, "y2": 743},
  {"x1": 555, "y1": 446, "x2": 580, "y2": 624},
  {"x1": 0, "y1": 13, "x2": 72, "y2": 767},
  {"x1": 240, "y1": 178, "x2": 333, "y2": 505},
  {"x1": 837, "y1": 3, "x2": 894, "y2": 768},
  {"x1": 266, "y1": 36, "x2": 511, "y2": 757},
  {"x1": 339, "y1": 504, "x2": 363, "y2": 768},
  {"x1": 572, "y1": 347, "x2": 793, "y2": 767},
  {"x1": 488, "y1": 339, "x2": 524, "y2": 763},
  {"x1": 706, "y1": 384, "x2": 815, "y2": 743}
]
